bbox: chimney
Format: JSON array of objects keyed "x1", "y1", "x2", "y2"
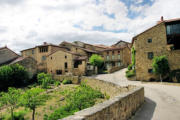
[
  {"x1": 161, "y1": 16, "x2": 164, "y2": 21},
  {"x1": 43, "y1": 42, "x2": 47, "y2": 45}
]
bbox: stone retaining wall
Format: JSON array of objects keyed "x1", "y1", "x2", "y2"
[
  {"x1": 53, "y1": 75, "x2": 80, "y2": 84},
  {"x1": 61, "y1": 77, "x2": 144, "y2": 120}
]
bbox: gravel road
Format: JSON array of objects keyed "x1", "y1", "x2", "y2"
[{"x1": 93, "y1": 68, "x2": 180, "y2": 120}]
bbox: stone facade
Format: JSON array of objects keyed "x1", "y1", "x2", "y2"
[
  {"x1": 21, "y1": 43, "x2": 63, "y2": 72},
  {"x1": 62, "y1": 77, "x2": 144, "y2": 120},
  {"x1": 133, "y1": 19, "x2": 180, "y2": 81},
  {"x1": 47, "y1": 50, "x2": 87, "y2": 76}
]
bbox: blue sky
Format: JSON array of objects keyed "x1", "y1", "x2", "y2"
[{"x1": 0, "y1": 0, "x2": 179, "y2": 52}]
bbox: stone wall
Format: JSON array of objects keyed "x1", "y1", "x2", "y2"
[
  {"x1": 61, "y1": 77, "x2": 144, "y2": 120},
  {"x1": 53, "y1": 75, "x2": 80, "y2": 84},
  {"x1": 108, "y1": 66, "x2": 125, "y2": 74}
]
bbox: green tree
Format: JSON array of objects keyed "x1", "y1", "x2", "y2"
[
  {"x1": 0, "y1": 87, "x2": 21, "y2": 120},
  {"x1": 37, "y1": 73, "x2": 53, "y2": 89},
  {"x1": 89, "y1": 54, "x2": 104, "y2": 68},
  {"x1": 152, "y1": 55, "x2": 170, "y2": 82},
  {"x1": 0, "y1": 64, "x2": 29, "y2": 90},
  {"x1": 20, "y1": 88, "x2": 47, "y2": 120}
]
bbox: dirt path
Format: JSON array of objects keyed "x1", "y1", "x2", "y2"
[{"x1": 92, "y1": 68, "x2": 180, "y2": 120}]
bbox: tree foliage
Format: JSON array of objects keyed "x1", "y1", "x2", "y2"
[
  {"x1": 152, "y1": 55, "x2": 170, "y2": 81},
  {"x1": 0, "y1": 64, "x2": 29, "y2": 90},
  {"x1": 37, "y1": 73, "x2": 53, "y2": 89},
  {"x1": 0, "y1": 87, "x2": 22, "y2": 120},
  {"x1": 20, "y1": 88, "x2": 47, "y2": 120},
  {"x1": 89, "y1": 54, "x2": 104, "y2": 68}
]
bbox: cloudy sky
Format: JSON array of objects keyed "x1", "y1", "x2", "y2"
[{"x1": 0, "y1": 0, "x2": 179, "y2": 52}]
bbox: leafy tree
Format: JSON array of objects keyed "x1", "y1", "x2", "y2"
[
  {"x1": 20, "y1": 88, "x2": 47, "y2": 120},
  {"x1": 0, "y1": 64, "x2": 29, "y2": 90},
  {"x1": 0, "y1": 87, "x2": 21, "y2": 120},
  {"x1": 89, "y1": 54, "x2": 104, "y2": 68},
  {"x1": 152, "y1": 55, "x2": 170, "y2": 82},
  {"x1": 37, "y1": 73, "x2": 53, "y2": 89}
]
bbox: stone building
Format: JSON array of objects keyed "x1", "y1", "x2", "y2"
[
  {"x1": 21, "y1": 42, "x2": 64, "y2": 72},
  {"x1": 132, "y1": 17, "x2": 180, "y2": 81},
  {"x1": 0, "y1": 46, "x2": 37, "y2": 79},
  {"x1": 0, "y1": 46, "x2": 20, "y2": 66},
  {"x1": 47, "y1": 49, "x2": 87, "y2": 76},
  {"x1": 100, "y1": 45, "x2": 131, "y2": 70}
]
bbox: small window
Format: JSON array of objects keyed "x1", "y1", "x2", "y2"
[
  {"x1": 106, "y1": 55, "x2": 110, "y2": 60},
  {"x1": 42, "y1": 56, "x2": 46, "y2": 61},
  {"x1": 107, "y1": 51, "x2": 109, "y2": 55},
  {"x1": 32, "y1": 50, "x2": 34, "y2": 54},
  {"x1": 65, "y1": 55, "x2": 67, "y2": 59},
  {"x1": 112, "y1": 55, "x2": 115, "y2": 60},
  {"x1": 118, "y1": 51, "x2": 120, "y2": 54},
  {"x1": 148, "y1": 52, "x2": 154, "y2": 59},
  {"x1": 118, "y1": 62, "x2": 121, "y2": 67},
  {"x1": 56, "y1": 70, "x2": 62, "y2": 75},
  {"x1": 147, "y1": 39, "x2": 152, "y2": 43},
  {"x1": 51, "y1": 57, "x2": 52, "y2": 60},
  {"x1": 148, "y1": 69, "x2": 153, "y2": 73},
  {"x1": 65, "y1": 62, "x2": 68, "y2": 69},
  {"x1": 112, "y1": 51, "x2": 114, "y2": 54}
]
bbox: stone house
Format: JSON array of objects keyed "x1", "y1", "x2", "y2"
[
  {"x1": 0, "y1": 46, "x2": 37, "y2": 79},
  {"x1": 132, "y1": 17, "x2": 180, "y2": 81},
  {"x1": 47, "y1": 49, "x2": 87, "y2": 76},
  {"x1": 0, "y1": 46, "x2": 20, "y2": 66},
  {"x1": 101, "y1": 46, "x2": 131, "y2": 70},
  {"x1": 21, "y1": 42, "x2": 64, "y2": 72}
]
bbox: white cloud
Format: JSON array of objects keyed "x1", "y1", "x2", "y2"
[{"x1": 0, "y1": 0, "x2": 179, "y2": 53}]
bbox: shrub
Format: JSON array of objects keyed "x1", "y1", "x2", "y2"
[
  {"x1": 0, "y1": 64, "x2": 29, "y2": 90},
  {"x1": 3, "y1": 110, "x2": 27, "y2": 120},
  {"x1": 152, "y1": 56, "x2": 170, "y2": 82},
  {"x1": 37, "y1": 73, "x2": 53, "y2": 89},
  {"x1": 45, "y1": 84, "x2": 104, "y2": 119},
  {"x1": 126, "y1": 70, "x2": 135, "y2": 78},
  {"x1": 128, "y1": 64, "x2": 133, "y2": 70},
  {"x1": 54, "y1": 81, "x2": 61, "y2": 86},
  {"x1": 62, "y1": 80, "x2": 72, "y2": 84}
]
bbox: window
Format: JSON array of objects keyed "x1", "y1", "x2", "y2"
[
  {"x1": 107, "y1": 51, "x2": 109, "y2": 55},
  {"x1": 118, "y1": 54, "x2": 120, "y2": 59},
  {"x1": 112, "y1": 55, "x2": 115, "y2": 60},
  {"x1": 148, "y1": 69, "x2": 153, "y2": 73},
  {"x1": 147, "y1": 39, "x2": 152, "y2": 43},
  {"x1": 74, "y1": 61, "x2": 82, "y2": 68},
  {"x1": 65, "y1": 62, "x2": 68, "y2": 69},
  {"x1": 118, "y1": 51, "x2": 120, "y2": 54},
  {"x1": 65, "y1": 55, "x2": 67, "y2": 59},
  {"x1": 41, "y1": 56, "x2": 46, "y2": 61},
  {"x1": 51, "y1": 57, "x2": 52, "y2": 60},
  {"x1": 118, "y1": 62, "x2": 121, "y2": 66},
  {"x1": 56, "y1": 70, "x2": 62, "y2": 75},
  {"x1": 148, "y1": 52, "x2": 154, "y2": 59},
  {"x1": 106, "y1": 55, "x2": 110, "y2": 60},
  {"x1": 32, "y1": 50, "x2": 34, "y2": 54},
  {"x1": 112, "y1": 62, "x2": 115, "y2": 67},
  {"x1": 39, "y1": 46, "x2": 48, "y2": 53},
  {"x1": 112, "y1": 51, "x2": 114, "y2": 54}
]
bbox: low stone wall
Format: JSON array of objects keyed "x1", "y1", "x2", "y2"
[
  {"x1": 61, "y1": 77, "x2": 144, "y2": 120},
  {"x1": 108, "y1": 66, "x2": 125, "y2": 73},
  {"x1": 53, "y1": 75, "x2": 80, "y2": 84}
]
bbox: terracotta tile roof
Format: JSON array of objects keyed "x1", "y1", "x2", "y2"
[
  {"x1": 74, "y1": 56, "x2": 87, "y2": 60},
  {"x1": 132, "y1": 17, "x2": 180, "y2": 46}
]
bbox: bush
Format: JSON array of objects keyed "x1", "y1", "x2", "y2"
[
  {"x1": 0, "y1": 64, "x2": 29, "y2": 90},
  {"x1": 62, "y1": 80, "x2": 72, "y2": 84},
  {"x1": 128, "y1": 64, "x2": 133, "y2": 70},
  {"x1": 126, "y1": 70, "x2": 135, "y2": 78},
  {"x1": 2, "y1": 110, "x2": 27, "y2": 120},
  {"x1": 54, "y1": 81, "x2": 61, "y2": 86},
  {"x1": 45, "y1": 84, "x2": 104, "y2": 119},
  {"x1": 89, "y1": 54, "x2": 104, "y2": 68},
  {"x1": 37, "y1": 73, "x2": 53, "y2": 89}
]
